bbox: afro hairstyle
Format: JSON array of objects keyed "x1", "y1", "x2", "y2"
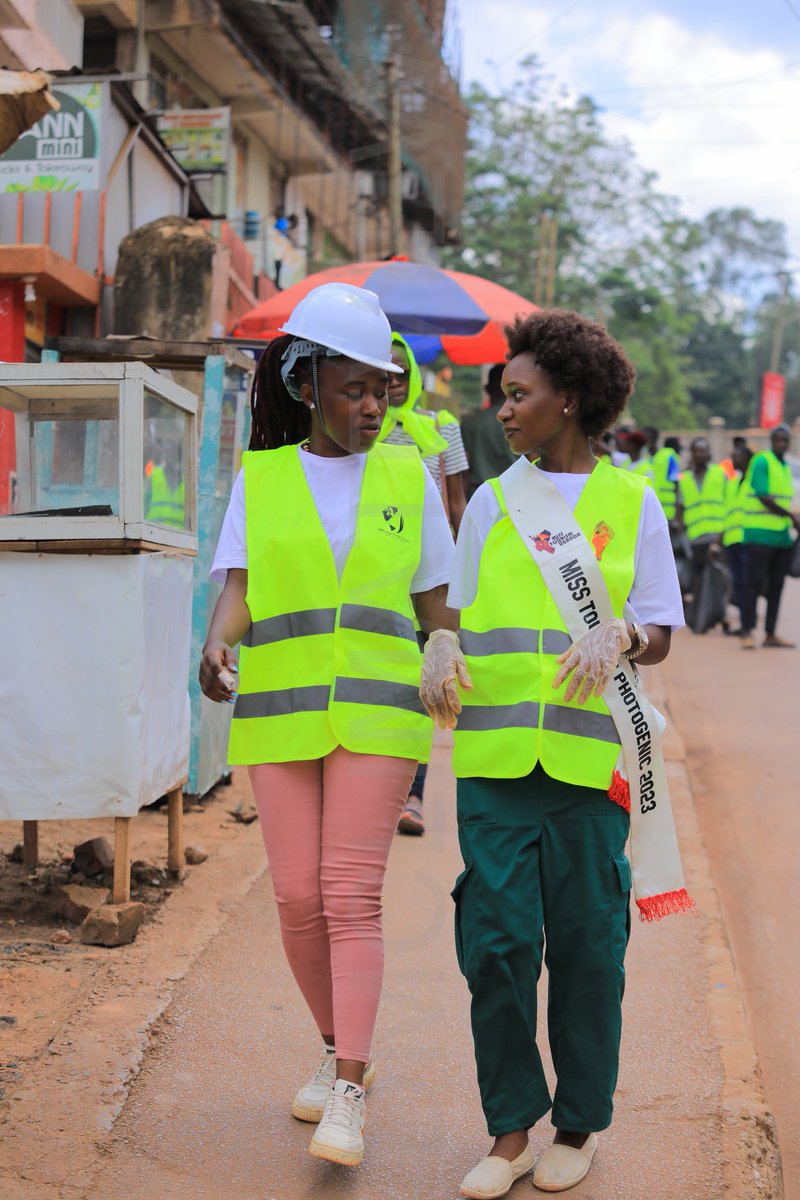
[{"x1": 504, "y1": 310, "x2": 637, "y2": 438}]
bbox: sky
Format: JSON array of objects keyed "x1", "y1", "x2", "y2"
[{"x1": 455, "y1": 0, "x2": 800, "y2": 276}]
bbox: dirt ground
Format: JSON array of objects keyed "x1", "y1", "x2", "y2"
[
  {"x1": 666, "y1": 584, "x2": 800, "y2": 1200},
  {"x1": 0, "y1": 676, "x2": 783, "y2": 1200},
  {"x1": 0, "y1": 779, "x2": 257, "y2": 1121}
]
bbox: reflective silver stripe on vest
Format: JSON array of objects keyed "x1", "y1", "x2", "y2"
[
  {"x1": 339, "y1": 604, "x2": 417, "y2": 642},
  {"x1": 456, "y1": 701, "x2": 540, "y2": 731},
  {"x1": 542, "y1": 704, "x2": 620, "y2": 744},
  {"x1": 461, "y1": 628, "x2": 538, "y2": 656},
  {"x1": 244, "y1": 608, "x2": 336, "y2": 648},
  {"x1": 541, "y1": 630, "x2": 572, "y2": 655},
  {"x1": 233, "y1": 685, "x2": 331, "y2": 718},
  {"x1": 334, "y1": 676, "x2": 427, "y2": 715},
  {"x1": 456, "y1": 701, "x2": 619, "y2": 742},
  {"x1": 461, "y1": 628, "x2": 572, "y2": 656}
]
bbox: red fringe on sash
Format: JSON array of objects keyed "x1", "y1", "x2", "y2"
[
  {"x1": 636, "y1": 889, "x2": 697, "y2": 923},
  {"x1": 608, "y1": 770, "x2": 631, "y2": 813}
]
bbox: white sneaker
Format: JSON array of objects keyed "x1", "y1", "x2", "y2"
[
  {"x1": 291, "y1": 1046, "x2": 375, "y2": 1123},
  {"x1": 309, "y1": 1079, "x2": 367, "y2": 1167}
]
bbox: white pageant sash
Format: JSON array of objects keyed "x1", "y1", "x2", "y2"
[{"x1": 502, "y1": 458, "x2": 694, "y2": 921}]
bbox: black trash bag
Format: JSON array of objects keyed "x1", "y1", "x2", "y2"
[
  {"x1": 672, "y1": 532, "x2": 693, "y2": 595},
  {"x1": 690, "y1": 557, "x2": 732, "y2": 634},
  {"x1": 788, "y1": 535, "x2": 800, "y2": 579}
]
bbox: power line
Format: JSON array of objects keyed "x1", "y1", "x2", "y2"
[{"x1": 783, "y1": 0, "x2": 800, "y2": 24}]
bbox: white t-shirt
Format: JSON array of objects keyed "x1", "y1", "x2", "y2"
[
  {"x1": 211, "y1": 447, "x2": 455, "y2": 593},
  {"x1": 448, "y1": 464, "x2": 685, "y2": 631}
]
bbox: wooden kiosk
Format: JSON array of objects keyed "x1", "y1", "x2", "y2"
[{"x1": 0, "y1": 361, "x2": 198, "y2": 903}]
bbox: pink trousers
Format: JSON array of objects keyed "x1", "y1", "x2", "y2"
[{"x1": 249, "y1": 747, "x2": 416, "y2": 1063}]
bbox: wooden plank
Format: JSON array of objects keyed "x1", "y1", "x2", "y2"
[
  {"x1": 22, "y1": 820, "x2": 38, "y2": 869},
  {"x1": 167, "y1": 786, "x2": 183, "y2": 875},
  {"x1": 0, "y1": 540, "x2": 197, "y2": 555},
  {"x1": 44, "y1": 335, "x2": 255, "y2": 373},
  {"x1": 113, "y1": 817, "x2": 132, "y2": 904}
]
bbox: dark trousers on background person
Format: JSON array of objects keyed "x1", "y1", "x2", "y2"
[
  {"x1": 687, "y1": 540, "x2": 713, "y2": 630},
  {"x1": 742, "y1": 545, "x2": 792, "y2": 635},
  {"x1": 725, "y1": 543, "x2": 748, "y2": 622},
  {"x1": 452, "y1": 764, "x2": 630, "y2": 1136}
]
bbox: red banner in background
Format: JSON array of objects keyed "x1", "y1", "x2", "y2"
[{"x1": 760, "y1": 372, "x2": 785, "y2": 429}]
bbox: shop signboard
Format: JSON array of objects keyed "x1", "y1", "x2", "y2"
[
  {"x1": 0, "y1": 82, "x2": 102, "y2": 193},
  {"x1": 156, "y1": 108, "x2": 231, "y2": 173}
]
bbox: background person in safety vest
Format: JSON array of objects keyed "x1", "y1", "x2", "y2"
[
  {"x1": 435, "y1": 309, "x2": 684, "y2": 1200},
  {"x1": 199, "y1": 283, "x2": 465, "y2": 1171},
  {"x1": 677, "y1": 437, "x2": 728, "y2": 633},
  {"x1": 740, "y1": 423, "x2": 800, "y2": 650},
  {"x1": 144, "y1": 453, "x2": 185, "y2": 529},
  {"x1": 380, "y1": 331, "x2": 469, "y2": 533},
  {"x1": 722, "y1": 441, "x2": 754, "y2": 634}
]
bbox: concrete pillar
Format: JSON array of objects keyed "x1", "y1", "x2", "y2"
[
  {"x1": 707, "y1": 416, "x2": 727, "y2": 464},
  {"x1": 113, "y1": 217, "x2": 230, "y2": 341}
]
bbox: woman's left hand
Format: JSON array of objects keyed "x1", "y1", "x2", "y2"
[
  {"x1": 420, "y1": 629, "x2": 473, "y2": 729},
  {"x1": 552, "y1": 618, "x2": 631, "y2": 705}
]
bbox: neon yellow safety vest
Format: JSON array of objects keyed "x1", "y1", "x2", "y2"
[
  {"x1": 452, "y1": 460, "x2": 646, "y2": 789},
  {"x1": 722, "y1": 473, "x2": 746, "y2": 548},
  {"x1": 228, "y1": 442, "x2": 433, "y2": 766},
  {"x1": 678, "y1": 463, "x2": 726, "y2": 541},
  {"x1": 146, "y1": 465, "x2": 185, "y2": 528},
  {"x1": 651, "y1": 447, "x2": 679, "y2": 519},
  {"x1": 630, "y1": 455, "x2": 653, "y2": 479},
  {"x1": 742, "y1": 451, "x2": 794, "y2": 537}
]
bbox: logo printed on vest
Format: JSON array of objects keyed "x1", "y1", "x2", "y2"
[
  {"x1": 382, "y1": 505, "x2": 404, "y2": 533},
  {"x1": 380, "y1": 504, "x2": 409, "y2": 542},
  {"x1": 591, "y1": 521, "x2": 615, "y2": 560}
]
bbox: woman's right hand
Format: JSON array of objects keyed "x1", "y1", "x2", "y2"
[{"x1": 200, "y1": 641, "x2": 238, "y2": 704}]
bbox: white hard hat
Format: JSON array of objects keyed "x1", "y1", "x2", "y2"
[{"x1": 280, "y1": 282, "x2": 402, "y2": 374}]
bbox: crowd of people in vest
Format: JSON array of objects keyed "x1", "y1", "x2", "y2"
[
  {"x1": 590, "y1": 422, "x2": 799, "y2": 650},
  {"x1": 196, "y1": 282, "x2": 784, "y2": 1198}
]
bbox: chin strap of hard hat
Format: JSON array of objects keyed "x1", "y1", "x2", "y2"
[{"x1": 280, "y1": 337, "x2": 337, "y2": 438}]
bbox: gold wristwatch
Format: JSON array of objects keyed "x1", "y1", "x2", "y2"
[{"x1": 623, "y1": 621, "x2": 649, "y2": 661}]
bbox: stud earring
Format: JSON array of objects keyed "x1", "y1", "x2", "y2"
[{"x1": 563, "y1": 407, "x2": 569, "y2": 414}]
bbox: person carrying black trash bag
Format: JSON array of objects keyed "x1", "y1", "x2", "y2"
[{"x1": 422, "y1": 309, "x2": 692, "y2": 1200}]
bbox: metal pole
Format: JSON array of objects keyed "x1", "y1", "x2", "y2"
[
  {"x1": 769, "y1": 271, "x2": 791, "y2": 374},
  {"x1": 385, "y1": 58, "x2": 404, "y2": 257},
  {"x1": 545, "y1": 213, "x2": 558, "y2": 308}
]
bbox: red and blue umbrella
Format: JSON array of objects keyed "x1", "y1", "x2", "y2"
[{"x1": 232, "y1": 259, "x2": 538, "y2": 366}]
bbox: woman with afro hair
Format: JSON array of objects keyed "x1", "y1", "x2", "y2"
[{"x1": 431, "y1": 310, "x2": 688, "y2": 1197}]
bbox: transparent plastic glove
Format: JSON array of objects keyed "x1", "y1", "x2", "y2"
[
  {"x1": 420, "y1": 629, "x2": 473, "y2": 730},
  {"x1": 552, "y1": 618, "x2": 631, "y2": 705}
]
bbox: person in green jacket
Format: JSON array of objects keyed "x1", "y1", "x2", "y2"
[{"x1": 740, "y1": 424, "x2": 800, "y2": 649}]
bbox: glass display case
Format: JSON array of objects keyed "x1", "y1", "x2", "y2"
[{"x1": 0, "y1": 362, "x2": 197, "y2": 552}]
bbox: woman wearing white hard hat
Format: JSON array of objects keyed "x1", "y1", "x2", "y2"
[{"x1": 200, "y1": 283, "x2": 470, "y2": 1169}]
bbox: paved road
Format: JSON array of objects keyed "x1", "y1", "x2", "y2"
[
  {"x1": 82, "y1": 724, "x2": 733, "y2": 1200},
  {"x1": 667, "y1": 582, "x2": 800, "y2": 1200}
]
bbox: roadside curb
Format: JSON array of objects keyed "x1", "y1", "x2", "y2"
[
  {"x1": 657, "y1": 663, "x2": 784, "y2": 1200},
  {"x1": 0, "y1": 802, "x2": 267, "y2": 1200}
]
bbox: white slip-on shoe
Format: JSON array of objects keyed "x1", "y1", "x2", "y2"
[
  {"x1": 532, "y1": 1133, "x2": 598, "y2": 1192},
  {"x1": 460, "y1": 1144, "x2": 535, "y2": 1199},
  {"x1": 309, "y1": 1079, "x2": 367, "y2": 1167},
  {"x1": 291, "y1": 1047, "x2": 375, "y2": 1122}
]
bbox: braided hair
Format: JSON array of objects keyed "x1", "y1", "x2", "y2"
[{"x1": 249, "y1": 334, "x2": 312, "y2": 451}]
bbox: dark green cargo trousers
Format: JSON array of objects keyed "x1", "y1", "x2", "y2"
[{"x1": 453, "y1": 764, "x2": 631, "y2": 1136}]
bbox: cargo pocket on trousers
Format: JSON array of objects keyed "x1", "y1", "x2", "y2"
[
  {"x1": 609, "y1": 853, "x2": 632, "y2": 966},
  {"x1": 450, "y1": 864, "x2": 473, "y2": 978}
]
